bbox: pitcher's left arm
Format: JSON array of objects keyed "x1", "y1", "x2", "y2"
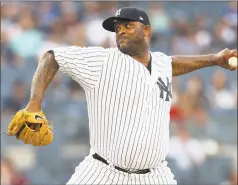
[{"x1": 171, "y1": 48, "x2": 237, "y2": 76}]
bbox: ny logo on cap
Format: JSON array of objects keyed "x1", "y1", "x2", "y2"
[{"x1": 115, "y1": 9, "x2": 121, "y2": 16}]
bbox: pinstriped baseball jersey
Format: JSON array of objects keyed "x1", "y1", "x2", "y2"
[{"x1": 53, "y1": 46, "x2": 172, "y2": 170}]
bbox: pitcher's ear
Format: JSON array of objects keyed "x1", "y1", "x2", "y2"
[{"x1": 144, "y1": 25, "x2": 152, "y2": 38}]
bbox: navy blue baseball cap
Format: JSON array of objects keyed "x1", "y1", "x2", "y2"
[{"x1": 102, "y1": 7, "x2": 151, "y2": 32}]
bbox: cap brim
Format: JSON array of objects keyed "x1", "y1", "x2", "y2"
[{"x1": 102, "y1": 16, "x2": 135, "y2": 32}]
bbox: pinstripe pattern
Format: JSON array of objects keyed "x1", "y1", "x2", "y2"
[
  {"x1": 52, "y1": 46, "x2": 176, "y2": 184},
  {"x1": 66, "y1": 155, "x2": 177, "y2": 184}
]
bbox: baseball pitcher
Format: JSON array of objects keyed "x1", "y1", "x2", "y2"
[{"x1": 6, "y1": 7, "x2": 237, "y2": 185}]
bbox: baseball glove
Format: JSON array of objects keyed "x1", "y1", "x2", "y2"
[{"x1": 7, "y1": 110, "x2": 53, "y2": 146}]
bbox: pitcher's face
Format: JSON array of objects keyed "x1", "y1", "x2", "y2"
[{"x1": 115, "y1": 21, "x2": 146, "y2": 55}]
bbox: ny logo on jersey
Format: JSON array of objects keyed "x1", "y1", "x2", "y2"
[
  {"x1": 156, "y1": 77, "x2": 172, "y2": 102},
  {"x1": 115, "y1": 9, "x2": 121, "y2": 16}
]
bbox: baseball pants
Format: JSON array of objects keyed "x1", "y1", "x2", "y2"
[{"x1": 66, "y1": 154, "x2": 177, "y2": 185}]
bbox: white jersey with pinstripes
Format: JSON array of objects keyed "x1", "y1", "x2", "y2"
[{"x1": 53, "y1": 46, "x2": 172, "y2": 170}]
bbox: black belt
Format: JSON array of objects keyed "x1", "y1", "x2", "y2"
[{"x1": 92, "y1": 153, "x2": 150, "y2": 174}]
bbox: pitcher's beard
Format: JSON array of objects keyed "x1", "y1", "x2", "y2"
[
  {"x1": 117, "y1": 36, "x2": 148, "y2": 56},
  {"x1": 118, "y1": 43, "x2": 146, "y2": 56},
  {"x1": 118, "y1": 45, "x2": 130, "y2": 55}
]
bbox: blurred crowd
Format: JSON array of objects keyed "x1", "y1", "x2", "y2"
[{"x1": 1, "y1": 1, "x2": 237, "y2": 185}]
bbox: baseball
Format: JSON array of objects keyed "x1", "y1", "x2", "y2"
[{"x1": 228, "y1": 56, "x2": 237, "y2": 67}]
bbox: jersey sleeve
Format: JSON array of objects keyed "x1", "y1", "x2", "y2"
[
  {"x1": 52, "y1": 46, "x2": 109, "y2": 91},
  {"x1": 154, "y1": 52, "x2": 172, "y2": 77}
]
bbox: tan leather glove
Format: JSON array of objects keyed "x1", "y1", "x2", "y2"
[{"x1": 7, "y1": 110, "x2": 53, "y2": 146}]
